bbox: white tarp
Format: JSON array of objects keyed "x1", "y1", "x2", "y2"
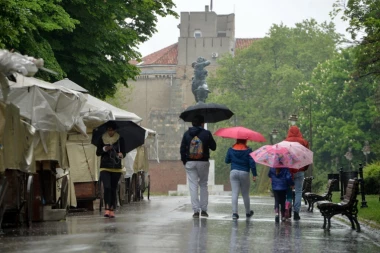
[
  {"x1": 1, "y1": 74, "x2": 87, "y2": 133},
  {"x1": 143, "y1": 127, "x2": 159, "y2": 163},
  {"x1": 66, "y1": 133, "x2": 99, "y2": 183},
  {"x1": 0, "y1": 101, "x2": 37, "y2": 173},
  {"x1": 34, "y1": 131, "x2": 69, "y2": 168},
  {"x1": 82, "y1": 94, "x2": 142, "y2": 124},
  {"x1": 123, "y1": 127, "x2": 159, "y2": 179}
]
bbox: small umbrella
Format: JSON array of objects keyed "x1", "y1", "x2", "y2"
[
  {"x1": 275, "y1": 141, "x2": 313, "y2": 169},
  {"x1": 250, "y1": 145, "x2": 299, "y2": 168},
  {"x1": 179, "y1": 102, "x2": 234, "y2": 123},
  {"x1": 91, "y1": 121, "x2": 146, "y2": 153},
  {"x1": 214, "y1": 126, "x2": 266, "y2": 142},
  {"x1": 250, "y1": 141, "x2": 313, "y2": 169}
]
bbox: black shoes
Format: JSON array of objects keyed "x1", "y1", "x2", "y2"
[
  {"x1": 193, "y1": 211, "x2": 208, "y2": 218},
  {"x1": 193, "y1": 212, "x2": 200, "y2": 218},
  {"x1": 233, "y1": 210, "x2": 253, "y2": 220},
  {"x1": 275, "y1": 215, "x2": 279, "y2": 223},
  {"x1": 246, "y1": 210, "x2": 254, "y2": 218},
  {"x1": 293, "y1": 212, "x2": 301, "y2": 220}
]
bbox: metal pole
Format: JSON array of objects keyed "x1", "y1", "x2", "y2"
[
  {"x1": 309, "y1": 99, "x2": 313, "y2": 177},
  {"x1": 340, "y1": 167, "x2": 344, "y2": 200},
  {"x1": 309, "y1": 99, "x2": 312, "y2": 151},
  {"x1": 358, "y1": 163, "x2": 368, "y2": 208}
]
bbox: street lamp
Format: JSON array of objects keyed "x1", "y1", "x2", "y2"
[
  {"x1": 270, "y1": 128, "x2": 279, "y2": 144},
  {"x1": 362, "y1": 141, "x2": 370, "y2": 165},
  {"x1": 288, "y1": 114, "x2": 298, "y2": 126},
  {"x1": 344, "y1": 147, "x2": 353, "y2": 169}
]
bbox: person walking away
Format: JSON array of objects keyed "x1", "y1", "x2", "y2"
[
  {"x1": 285, "y1": 186, "x2": 293, "y2": 219},
  {"x1": 96, "y1": 122, "x2": 126, "y2": 218},
  {"x1": 180, "y1": 115, "x2": 217, "y2": 218},
  {"x1": 285, "y1": 126, "x2": 309, "y2": 220},
  {"x1": 268, "y1": 167, "x2": 294, "y2": 222},
  {"x1": 225, "y1": 139, "x2": 256, "y2": 220}
]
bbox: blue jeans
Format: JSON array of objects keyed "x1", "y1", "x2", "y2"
[{"x1": 293, "y1": 171, "x2": 305, "y2": 213}]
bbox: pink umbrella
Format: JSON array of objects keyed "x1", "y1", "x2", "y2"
[
  {"x1": 214, "y1": 126, "x2": 266, "y2": 142},
  {"x1": 250, "y1": 145, "x2": 301, "y2": 168},
  {"x1": 275, "y1": 141, "x2": 313, "y2": 169}
]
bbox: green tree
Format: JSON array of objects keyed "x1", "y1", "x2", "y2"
[
  {"x1": 0, "y1": 0, "x2": 79, "y2": 78},
  {"x1": 331, "y1": 0, "x2": 380, "y2": 166},
  {"x1": 332, "y1": 0, "x2": 380, "y2": 78},
  {"x1": 208, "y1": 20, "x2": 341, "y2": 189},
  {"x1": 293, "y1": 49, "x2": 379, "y2": 175},
  {"x1": 0, "y1": 0, "x2": 177, "y2": 98},
  {"x1": 49, "y1": 0, "x2": 177, "y2": 98},
  {"x1": 105, "y1": 83, "x2": 134, "y2": 109}
]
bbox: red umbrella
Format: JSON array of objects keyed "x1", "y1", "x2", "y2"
[{"x1": 214, "y1": 126, "x2": 266, "y2": 142}]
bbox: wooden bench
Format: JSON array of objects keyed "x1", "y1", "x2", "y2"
[
  {"x1": 317, "y1": 178, "x2": 360, "y2": 232},
  {"x1": 305, "y1": 179, "x2": 337, "y2": 212},
  {"x1": 302, "y1": 177, "x2": 313, "y2": 205}
]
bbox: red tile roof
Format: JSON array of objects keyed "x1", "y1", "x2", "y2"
[
  {"x1": 139, "y1": 43, "x2": 178, "y2": 66},
  {"x1": 135, "y1": 38, "x2": 260, "y2": 66},
  {"x1": 235, "y1": 38, "x2": 260, "y2": 50}
]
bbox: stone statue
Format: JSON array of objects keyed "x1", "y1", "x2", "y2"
[{"x1": 191, "y1": 57, "x2": 211, "y2": 103}]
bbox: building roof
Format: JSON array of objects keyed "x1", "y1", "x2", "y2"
[
  {"x1": 138, "y1": 43, "x2": 178, "y2": 66},
  {"x1": 135, "y1": 38, "x2": 259, "y2": 66},
  {"x1": 235, "y1": 38, "x2": 260, "y2": 51}
]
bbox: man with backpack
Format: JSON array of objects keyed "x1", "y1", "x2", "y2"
[{"x1": 180, "y1": 115, "x2": 217, "y2": 218}]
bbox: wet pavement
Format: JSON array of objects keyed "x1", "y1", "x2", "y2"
[{"x1": 1, "y1": 196, "x2": 379, "y2": 252}]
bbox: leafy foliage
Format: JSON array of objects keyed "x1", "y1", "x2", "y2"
[
  {"x1": 208, "y1": 20, "x2": 341, "y2": 188},
  {"x1": 332, "y1": 0, "x2": 380, "y2": 78},
  {"x1": 0, "y1": 0, "x2": 79, "y2": 78},
  {"x1": 0, "y1": 0, "x2": 177, "y2": 98},
  {"x1": 293, "y1": 48, "x2": 379, "y2": 173},
  {"x1": 49, "y1": 0, "x2": 177, "y2": 98},
  {"x1": 105, "y1": 83, "x2": 134, "y2": 110},
  {"x1": 363, "y1": 161, "x2": 380, "y2": 194}
]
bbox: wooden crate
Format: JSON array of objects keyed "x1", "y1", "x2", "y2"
[{"x1": 74, "y1": 182, "x2": 97, "y2": 200}]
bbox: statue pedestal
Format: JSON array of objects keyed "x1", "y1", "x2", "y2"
[{"x1": 168, "y1": 160, "x2": 231, "y2": 196}]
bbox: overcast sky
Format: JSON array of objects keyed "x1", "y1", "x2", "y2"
[{"x1": 137, "y1": 0, "x2": 349, "y2": 56}]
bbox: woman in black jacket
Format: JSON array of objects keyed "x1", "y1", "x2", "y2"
[{"x1": 96, "y1": 122, "x2": 126, "y2": 218}]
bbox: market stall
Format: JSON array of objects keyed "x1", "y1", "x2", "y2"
[
  {"x1": 0, "y1": 50, "x2": 87, "y2": 226},
  {"x1": 64, "y1": 93, "x2": 143, "y2": 210}
]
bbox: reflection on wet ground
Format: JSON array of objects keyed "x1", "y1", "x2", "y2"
[{"x1": 0, "y1": 196, "x2": 379, "y2": 253}]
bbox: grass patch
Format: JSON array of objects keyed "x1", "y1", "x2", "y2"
[{"x1": 331, "y1": 193, "x2": 380, "y2": 226}]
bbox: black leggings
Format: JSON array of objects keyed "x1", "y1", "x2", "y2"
[
  {"x1": 273, "y1": 190, "x2": 287, "y2": 215},
  {"x1": 100, "y1": 171, "x2": 121, "y2": 210}
]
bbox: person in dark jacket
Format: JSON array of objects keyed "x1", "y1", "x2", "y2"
[
  {"x1": 96, "y1": 121, "x2": 126, "y2": 218},
  {"x1": 180, "y1": 115, "x2": 216, "y2": 218},
  {"x1": 285, "y1": 125, "x2": 310, "y2": 221},
  {"x1": 225, "y1": 139, "x2": 256, "y2": 220},
  {"x1": 268, "y1": 167, "x2": 294, "y2": 222}
]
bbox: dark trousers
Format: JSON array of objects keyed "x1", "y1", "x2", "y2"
[
  {"x1": 273, "y1": 190, "x2": 287, "y2": 215},
  {"x1": 100, "y1": 171, "x2": 121, "y2": 210}
]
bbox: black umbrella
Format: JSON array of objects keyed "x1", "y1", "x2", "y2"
[
  {"x1": 179, "y1": 102, "x2": 234, "y2": 123},
  {"x1": 91, "y1": 121, "x2": 146, "y2": 153}
]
